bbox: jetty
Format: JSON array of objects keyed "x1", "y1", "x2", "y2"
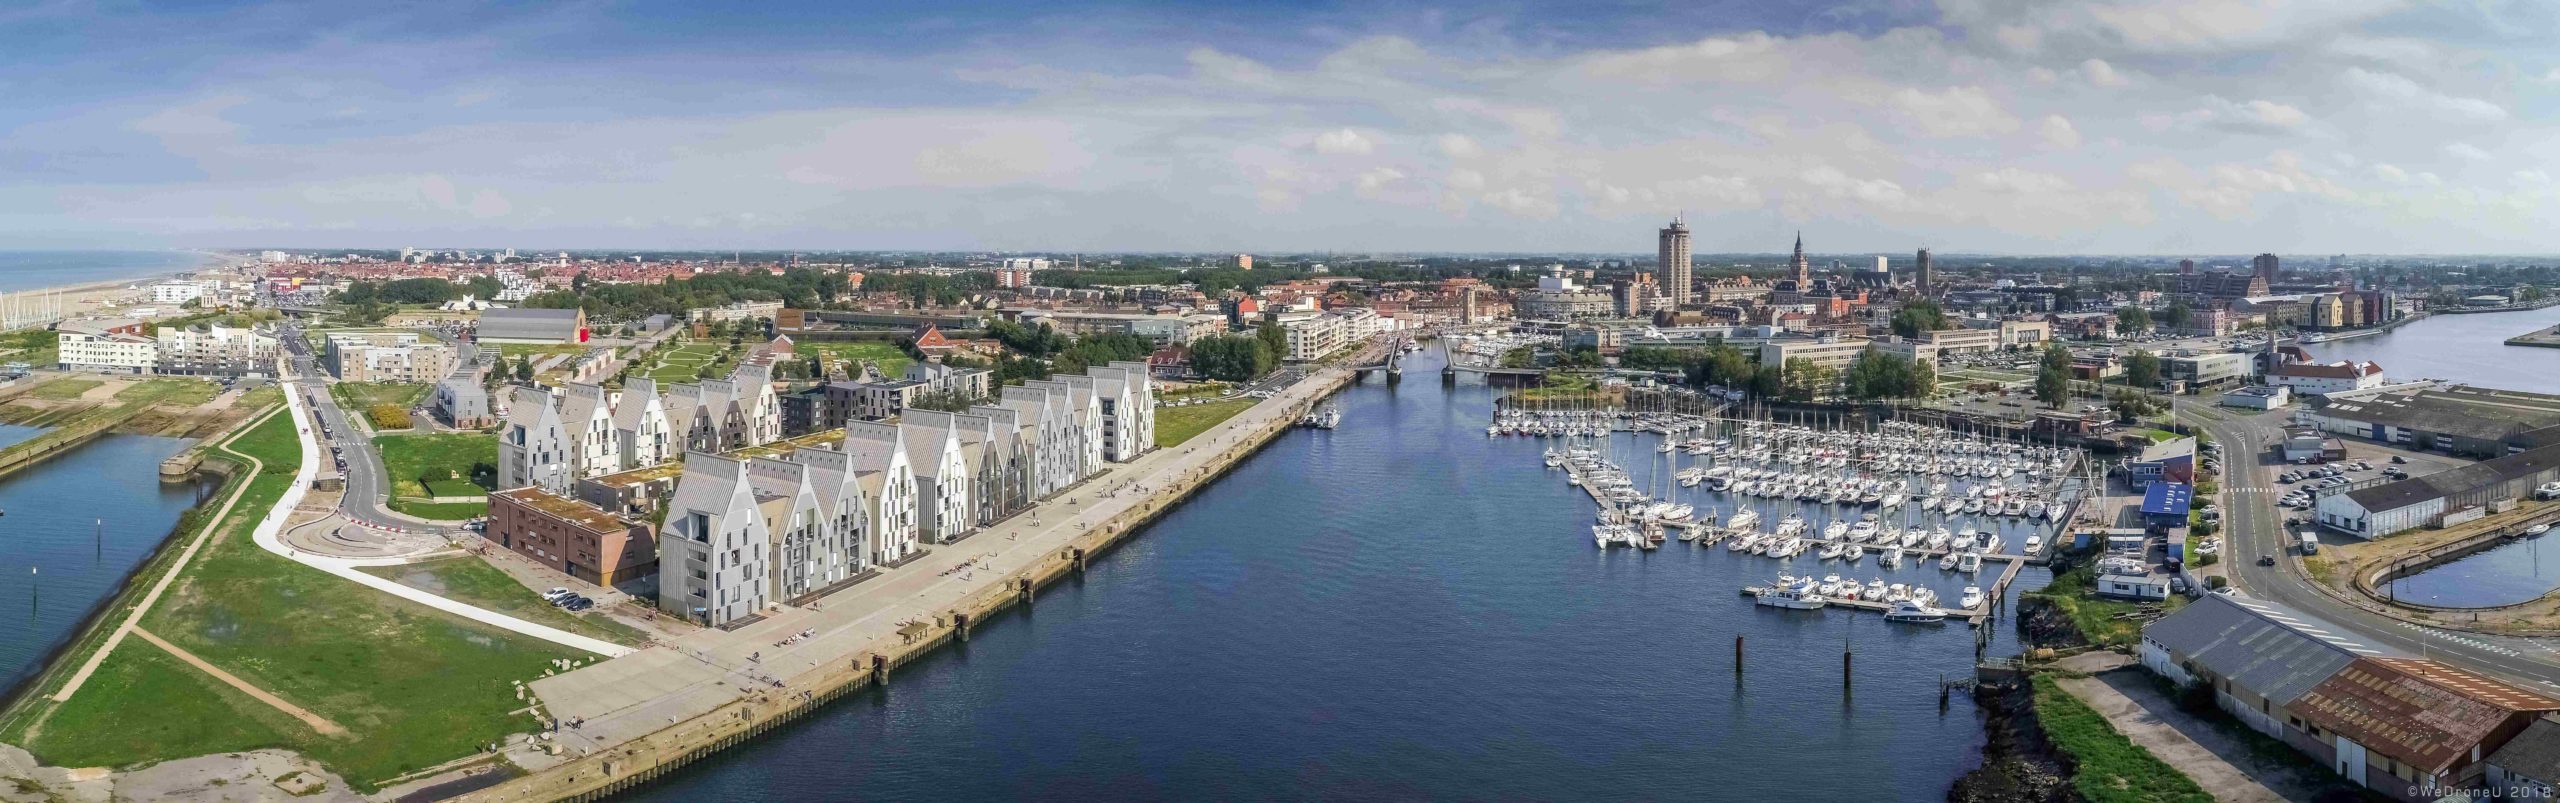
[{"x1": 2505, "y1": 322, "x2": 2560, "y2": 350}]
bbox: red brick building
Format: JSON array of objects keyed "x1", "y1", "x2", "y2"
[{"x1": 487, "y1": 487, "x2": 658, "y2": 587}]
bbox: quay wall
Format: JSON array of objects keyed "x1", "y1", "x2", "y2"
[{"x1": 457, "y1": 368, "x2": 1357, "y2": 803}]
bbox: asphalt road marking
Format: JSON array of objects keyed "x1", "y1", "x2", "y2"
[{"x1": 2398, "y1": 621, "x2": 2525, "y2": 658}]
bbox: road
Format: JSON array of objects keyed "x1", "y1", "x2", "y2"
[
  {"x1": 279, "y1": 323, "x2": 442, "y2": 533},
  {"x1": 2181, "y1": 404, "x2": 2560, "y2": 690}
]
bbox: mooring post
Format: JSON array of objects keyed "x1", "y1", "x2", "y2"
[
  {"x1": 1733, "y1": 634, "x2": 1743, "y2": 675},
  {"x1": 1072, "y1": 547, "x2": 1087, "y2": 575},
  {"x1": 955, "y1": 612, "x2": 971, "y2": 642},
  {"x1": 1843, "y1": 648, "x2": 1853, "y2": 689},
  {"x1": 1018, "y1": 577, "x2": 1034, "y2": 604},
  {"x1": 870, "y1": 654, "x2": 887, "y2": 687}
]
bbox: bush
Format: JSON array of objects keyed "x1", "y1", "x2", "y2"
[{"x1": 368, "y1": 404, "x2": 413, "y2": 430}]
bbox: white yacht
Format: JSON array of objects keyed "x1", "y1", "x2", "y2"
[
  {"x1": 1958, "y1": 586, "x2": 1986, "y2": 610},
  {"x1": 1885, "y1": 600, "x2": 1947, "y2": 623}
]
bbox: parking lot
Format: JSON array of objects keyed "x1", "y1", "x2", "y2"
[{"x1": 2266, "y1": 436, "x2": 2473, "y2": 522}]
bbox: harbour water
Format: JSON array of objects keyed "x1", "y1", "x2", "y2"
[
  {"x1": 625, "y1": 351, "x2": 2042, "y2": 801},
  {"x1": 0, "y1": 426, "x2": 214, "y2": 695},
  {"x1": 0, "y1": 251, "x2": 208, "y2": 293},
  {"x1": 2312, "y1": 304, "x2": 2560, "y2": 393},
  {"x1": 2388, "y1": 535, "x2": 2560, "y2": 608}
]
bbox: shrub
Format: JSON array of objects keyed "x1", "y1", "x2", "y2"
[{"x1": 368, "y1": 403, "x2": 413, "y2": 430}]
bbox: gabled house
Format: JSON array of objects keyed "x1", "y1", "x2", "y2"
[
  {"x1": 843, "y1": 421, "x2": 922, "y2": 566},
  {"x1": 900, "y1": 410, "x2": 973, "y2": 544},
  {"x1": 741, "y1": 455, "x2": 835, "y2": 601},
  {"x1": 788, "y1": 445, "x2": 872, "y2": 581},
  {"x1": 613, "y1": 377, "x2": 674, "y2": 470},
  {"x1": 658, "y1": 454, "x2": 772, "y2": 627},
  {"x1": 556, "y1": 382, "x2": 622, "y2": 479},
  {"x1": 497, "y1": 385, "x2": 572, "y2": 494}
]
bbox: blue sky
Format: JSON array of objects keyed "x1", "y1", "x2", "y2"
[{"x1": 5, "y1": 0, "x2": 2559, "y2": 253}]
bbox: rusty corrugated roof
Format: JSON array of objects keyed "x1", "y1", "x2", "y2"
[{"x1": 2291, "y1": 657, "x2": 2560, "y2": 774}]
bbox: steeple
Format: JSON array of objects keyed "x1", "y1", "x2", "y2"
[{"x1": 1792, "y1": 231, "x2": 1803, "y2": 259}]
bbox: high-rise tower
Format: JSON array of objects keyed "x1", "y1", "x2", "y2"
[
  {"x1": 1658, "y1": 216, "x2": 1692, "y2": 307},
  {"x1": 2253, "y1": 253, "x2": 2280, "y2": 284},
  {"x1": 1788, "y1": 232, "x2": 1811, "y2": 285},
  {"x1": 1915, "y1": 247, "x2": 1933, "y2": 295}
]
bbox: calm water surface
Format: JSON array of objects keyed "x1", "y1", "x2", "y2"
[
  {"x1": 626, "y1": 352, "x2": 2047, "y2": 802},
  {"x1": 2314, "y1": 305, "x2": 2560, "y2": 393},
  {"x1": 2390, "y1": 535, "x2": 2560, "y2": 608},
  {"x1": 0, "y1": 427, "x2": 212, "y2": 695}
]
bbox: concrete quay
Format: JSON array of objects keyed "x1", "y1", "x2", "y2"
[
  {"x1": 2504, "y1": 322, "x2": 2560, "y2": 349},
  {"x1": 453, "y1": 362, "x2": 1361, "y2": 803}
]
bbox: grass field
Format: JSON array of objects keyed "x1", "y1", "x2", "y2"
[
  {"x1": 113, "y1": 378, "x2": 221, "y2": 406},
  {"x1": 19, "y1": 409, "x2": 585, "y2": 788},
  {"x1": 359, "y1": 557, "x2": 649, "y2": 647},
  {"x1": 0, "y1": 328, "x2": 58, "y2": 366},
  {"x1": 374, "y1": 432, "x2": 496, "y2": 518},
  {"x1": 2030, "y1": 564, "x2": 2184, "y2": 648},
  {"x1": 641, "y1": 341, "x2": 731, "y2": 383},
  {"x1": 330, "y1": 381, "x2": 429, "y2": 412},
  {"x1": 800, "y1": 340, "x2": 912, "y2": 377},
  {"x1": 1156, "y1": 397, "x2": 1258, "y2": 447},
  {"x1": 495, "y1": 342, "x2": 588, "y2": 359},
  {"x1": 24, "y1": 378, "x2": 101, "y2": 400},
  {"x1": 2032, "y1": 674, "x2": 2213, "y2": 803}
]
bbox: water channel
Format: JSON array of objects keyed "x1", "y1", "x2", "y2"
[
  {"x1": 625, "y1": 351, "x2": 2045, "y2": 801},
  {"x1": 0, "y1": 426, "x2": 215, "y2": 696}
]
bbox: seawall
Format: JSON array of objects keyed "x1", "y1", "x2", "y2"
[{"x1": 457, "y1": 368, "x2": 1356, "y2": 803}]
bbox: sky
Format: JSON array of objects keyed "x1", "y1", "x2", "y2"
[{"x1": 4, "y1": 0, "x2": 2560, "y2": 255}]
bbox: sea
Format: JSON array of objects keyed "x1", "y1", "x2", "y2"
[
  {"x1": 0, "y1": 251, "x2": 211, "y2": 294},
  {"x1": 623, "y1": 349, "x2": 2048, "y2": 801}
]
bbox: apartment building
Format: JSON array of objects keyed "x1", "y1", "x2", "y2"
[
  {"x1": 555, "y1": 383, "x2": 622, "y2": 480},
  {"x1": 613, "y1": 378, "x2": 674, "y2": 470},
  {"x1": 842, "y1": 421, "x2": 923, "y2": 566},
  {"x1": 822, "y1": 361, "x2": 994, "y2": 426},
  {"x1": 57, "y1": 318, "x2": 155, "y2": 374},
  {"x1": 154, "y1": 324, "x2": 277, "y2": 377},
  {"x1": 497, "y1": 385, "x2": 573, "y2": 495},
  {"x1": 899, "y1": 410, "x2": 974, "y2": 544},
  {"x1": 486, "y1": 487, "x2": 657, "y2": 587},
  {"x1": 658, "y1": 455, "x2": 775, "y2": 626},
  {"x1": 324, "y1": 331, "x2": 457, "y2": 383}
]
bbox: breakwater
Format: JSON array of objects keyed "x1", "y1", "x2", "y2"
[{"x1": 457, "y1": 367, "x2": 1355, "y2": 803}]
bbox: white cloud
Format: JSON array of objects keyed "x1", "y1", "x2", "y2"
[
  {"x1": 2037, "y1": 115, "x2": 2083, "y2": 148},
  {"x1": 1312, "y1": 128, "x2": 1375, "y2": 155},
  {"x1": 1890, "y1": 86, "x2": 2020, "y2": 137},
  {"x1": 2078, "y1": 58, "x2": 2128, "y2": 87},
  {"x1": 2446, "y1": 142, "x2": 2492, "y2": 161},
  {"x1": 1436, "y1": 134, "x2": 1483, "y2": 159},
  {"x1": 2341, "y1": 68, "x2": 2506, "y2": 123}
]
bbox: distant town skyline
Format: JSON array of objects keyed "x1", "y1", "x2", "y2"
[{"x1": 7, "y1": 1, "x2": 2560, "y2": 254}]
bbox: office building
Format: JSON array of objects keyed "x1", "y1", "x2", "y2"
[
  {"x1": 1657, "y1": 216, "x2": 1691, "y2": 307},
  {"x1": 486, "y1": 488, "x2": 657, "y2": 587}
]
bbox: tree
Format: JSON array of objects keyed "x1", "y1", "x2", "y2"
[
  {"x1": 1255, "y1": 322, "x2": 1288, "y2": 360},
  {"x1": 1779, "y1": 356, "x2": 1835, "y2": 402},
  {"x1": 2161, "y1": 301, "x2": 2194, "y2": 332},
  {"x1": 2115, "y1": 305, "x2": 2153, "y2": 334},
  {"x1": 513, "y1": 354, "x2": 534, "y2": 382},
  {"x1": 2123, "y1": 349, "x2": 2162, "y2": 390},
  {"x1": 1189, "y1": 334, "x2": 1270, "y2": 381},
  {"x1": 1748, "y1": 364, "x2": 1783, "y2": 398},
  {"x1": 2033, "y1": 343, "x2": 2072, "y2": 407},
  {"x1": 1889, "y1": 299, "x2": 1951, "y2": 339},
  {"x1": 1843, "y1": 351, "x2": 1937, "y2": 402},
  {"x1": 1498, "y1": 346, "x2": 1535, "y2": 369}
]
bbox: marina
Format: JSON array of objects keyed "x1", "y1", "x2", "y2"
[{"x1": 1534, "y1": 412, "x2": 2075, "y2": 626}]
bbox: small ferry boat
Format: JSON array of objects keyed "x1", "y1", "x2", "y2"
[{"x1": 1885, "y1": 601, "x2": 1947, "y2": 624}]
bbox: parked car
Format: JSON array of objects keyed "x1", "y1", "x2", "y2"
[
  {"x1": 2390, "y1": 455, "x2": 2409, "y2": 464},
  {"x1": 564, "y1": 598, "x2": 594, "y2": 612},
  {"x1": 541, "y1": 588, "x2": 574, "y2": 602}
]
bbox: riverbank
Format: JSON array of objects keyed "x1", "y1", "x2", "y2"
[
  {"x1": 2506, "y1": 322, "x2": 2560, "y2": 349},
  {"x1": 452, "y1": 363, "x2": 1359, "y2": 802}
]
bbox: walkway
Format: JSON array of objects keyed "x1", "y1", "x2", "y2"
[
  {"x1": 256, "y1": 378, "x2": 632, "y2": 657},
  {"x1": 48, "y1": 407, "x2": 283, "y2": 703},
  {"x1": 131, "y1": 628, "x2": 348, "y2": 737},
  {"x1": 2051, "y1": 655, "x2": 2334, "y2": 803}
]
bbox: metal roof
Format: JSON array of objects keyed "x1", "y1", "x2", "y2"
[
  {"x1": 2347, "y1": 442, "x2": 2560, "y2": 513},
  {"x1": 2294, "y1": 657, "x2": 2560, "y2": 774},
  {"x1": 2488, "y1": 717, "x2": 2560, "y2": 783},
  {"x1": 2142, "y1": 593, "x2": 2392, "y2": 706},
  {"x1": 2140, "y1": 482, "x2": 2193, "y2": 516}
]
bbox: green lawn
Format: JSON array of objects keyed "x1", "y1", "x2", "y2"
[
  {"x1": 642, "y1": 341, "x2": 731, "y2": 383},
  {"x1": 2032, "y1": 675, "x2": 2213, "y2": 803},
  {"x1": 359, "y1": 557, "x2": 649, "y2": 647},
  {"x1": 23, "y1": 378, "x2": 101, "y2": 400},
  {"x1": 115, "y1": 378, "x2": 221, "y2": 406},
  {"x1": 374, "y1": 432, "x2": 496, "y2": 519},
  {"x1": 20, "y1": 644, "x2": 302, "y2": 769},
  {"x1": 494, "y1": 342, "x2": 587, "y2": 359},
  {"x1": 2030, "y1": 564, "x2": 2185, "y2": 648},
  {"x1": 0, "y1": 327, "x2": 58, "y2": 366},
  {"x1": 18, "y1": 409, "x2": 584, "y2": 789},
  {"x1": 237, "y1": 385, "x2": 283, "y2": 410},
  {"x1": 801, "y1": 340, "x2": 913, "y2": 378},
  {"x1": 330, "y1": 381, "x2": 429, "y2": 411},
  {"x1": 1156, "y1": 397, "x2": 1259, "y2": 447}
]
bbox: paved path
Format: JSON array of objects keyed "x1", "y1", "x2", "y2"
[
  {"x1": 2053, "y1": 657, "x2": 2330, "y2": 803},
  {"x1": 131, "y1": 628, "x2": 348, "y2": 737},
  {"x1": 48, "y1": 406, "x2": 284, "y2": 703},
  {"x1": 257, "y1": 370, "x2": 632, "y2": 657}
]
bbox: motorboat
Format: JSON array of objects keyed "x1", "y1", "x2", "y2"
[
  {"x1": 2023, "y1": 535, "x2": 2044, "y2": 555},
  {"x1": 1864, "y1": 578, "x2": 1888, "y2": 600},
  {"x1": 1823, "y1": 520, "x2": 1850, "y2": 542},
  {"x1": 1879, "y1": 545, "x2": 1902, "y2": 569},
  {"x1": 1817, "y1": 575, "x2": 1843, "y2": 596},
  {"x1": 1726, "y1": 508, "x2": 1760, "y2": 532},
  {"x1": 1754, "y1": 585, "x2": 1826, "y2": 610},
  {"x1": 1842, "y1": 544, "x2": 1863, "y2": 564},
  {"x1": 1938, "y1": 550, "x2": 1961, "y2": 571},
  {"x1": 1958, "y1": 586, "x2": 1986, "y2": 609},
  {"x1": 1885, "y1": 600, "x2": 1947, "y2": 624}
]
